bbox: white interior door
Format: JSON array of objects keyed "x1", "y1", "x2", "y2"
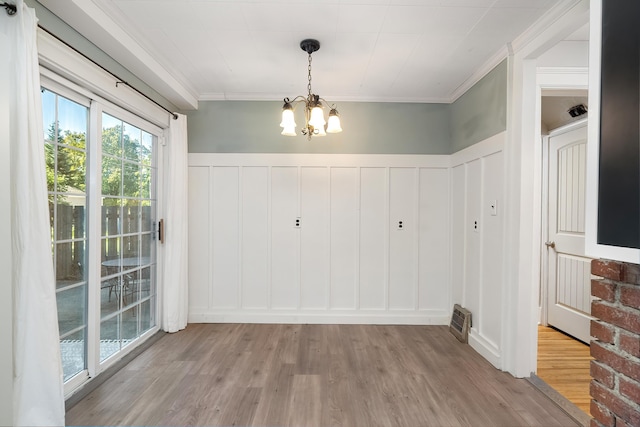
[{"x1": 546, "y1": 122, "x2": 593, "y2": 343}]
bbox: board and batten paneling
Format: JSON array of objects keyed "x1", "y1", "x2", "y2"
[
  {"x1": 450, "y1": 132, "x2": 505, "y2": 368},
  {"x1": 188, "y1": 154, "x2": 451, "y2": 324}
]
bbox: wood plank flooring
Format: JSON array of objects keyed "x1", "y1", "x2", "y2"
[
  {"x1": 537, "y1": 325, "x2": 592, "y2": 415},
  {"x1": 66, "y1": 324, "x2": 579, "y2": 426}
]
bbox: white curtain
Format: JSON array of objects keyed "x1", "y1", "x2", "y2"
[
  {"x1": 162, "y1": 113, "x2": 189, "y2": 333},
  {"x1": 5, "y1": 1, "x2": 66, "y2": 425}
]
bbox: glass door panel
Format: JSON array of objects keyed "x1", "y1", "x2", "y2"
[
  {"x1": 100, "y1": 113, "x2": 157, "y2": 362},
  {"x1": 42, "y1": 88, "x2": 89, "y2": 382}
]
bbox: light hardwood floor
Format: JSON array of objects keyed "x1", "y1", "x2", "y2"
[
  {"x1": 537, "y1": 325, "x2": 592, "y2": 415},
  {"x1": 66, "y1": 324, "x2": 579, "y2": 426}
]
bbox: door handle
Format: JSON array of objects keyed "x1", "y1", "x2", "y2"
[{"x1": 545, "y1": 241, "x2": 555, "y2": 249}]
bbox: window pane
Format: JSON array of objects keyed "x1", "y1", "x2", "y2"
[
  {"x1": 45, "y1": 143, "x2": 55, "y2": 193},
  {"x1": 123, "y1": 122, "x2": 141, "y2": 162},
  {"x1": 42, "y1": 89, "x2": 56, "y2": 142},
  {"x1": 100, "y1": 315, "x2": 120, "y2": 362},
  {"x1": 122, "y1": 235, "x2": 139, "y2": 261},
  {"x1": 56, "y1": 204, "x2": 86, "y2": 241},
  {"x1": 102, "y1": 156, "x2": 122, "y2": 196},
  {"x1": 121, "y1": 306, "x2": 138, "y2": 345},
  {"x1": 140, "y1": 299, "x2": 152, "y2": 335},
  {"x1": 58, "y1": 146, "x2": 86, "y2": 192},
  {"x1": 141, "y1": 132, "x2": 152, "y2": 166},
  {"x1": 101, "y1": 237, "x2": 121, "y2": 270},
  {"x1": 122, "y1": 203, "x2": 140, "y2": 234},
  {"x1": 140, "y1": 233, "x2": 153, "y2": 260},
  {"x1": 123, "y1": 162, "x2": 140, "y2": 198},
  {"x1": 102, "y1": 113, "x2": 122, "y2": 156},
  {"x1": 101, "y1": 199, "x2": 121, "y2": 237},
  {"x1": 140, "y1": 166, "x2": 151, "y2": 199},
  {"x1": 58, "y1": 96, "x2": 87, "y2": 148},
  {"x1": 60, "y1": 329, "x2": 86, "y2": 382},
  {"x1": 141, "y1": 202, "x2": 153, "y2": 233},
  {"x1": 101, "y1": 277, "x2": 121, "y2": 318},
  {"x1": 56, "y1": 242, "x2": 85, "y2": 287},
  {"x1": 56, "y1": 286, "x2": 86, "y2": 336}
]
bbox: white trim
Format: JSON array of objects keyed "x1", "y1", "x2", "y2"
[
  {"x1": 585, "y1": 0, "x2": 640, "y2": 264},
  {"x1": 503, "y1": 0, "x2": 590, "y2": 378},
  {"x1": 469, "y1": 329, "x2": 502, "y2": 369},
  {"x1": 188, "y1": 310, "x2": 450, "y2": 326},
  {"x1": 37, "y1": 29, "x2": 171, "y2": 129},
  {"x1": 189, "y1": 153, "x2": 451, "y2": 169},
  {"x1": 450, "y1": 132, "x2": 505, "y2": 166}
]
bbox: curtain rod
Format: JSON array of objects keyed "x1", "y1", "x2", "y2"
[
  {"x1": 37, "y1": 25, "x2": 178, "y2": 120},
  {"x1": 3, "y1": 2, "x2": 16, "y2": 15}
]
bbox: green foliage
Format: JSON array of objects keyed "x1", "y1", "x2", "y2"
[{"x1": 45, "y1": 121, "x2": 152, "y2": 208}]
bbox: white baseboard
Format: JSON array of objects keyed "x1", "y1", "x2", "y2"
[
  {"x1": 188, "y1": 310, "x2": 450, "y2": 325},
  {"x1": 468, "y1": 329, "x2": 502, "y2": 369}
]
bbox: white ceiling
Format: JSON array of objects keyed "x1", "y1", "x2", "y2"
[{"x1": 39, "y1": 0, "x2": 576, "y2": 109}]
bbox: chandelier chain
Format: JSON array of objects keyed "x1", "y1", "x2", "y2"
[{"x1": 307, "y1": 52, "x2": 313, "y2": 99}]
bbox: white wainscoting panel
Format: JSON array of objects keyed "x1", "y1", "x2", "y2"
[
  {"x1": 188, "y1": 167, "x2": 210, "y2": 313},
  {"x1": 241, "y1": 166, "x2": 269, "y2": 309},
  {"x1": 359, "y1": 167, "x2": 388, "y2": 311},
  {"x1": 211, "y1": 167, "x2": 240, "y2": 309},
  {"x1": 300, "y1": 167, "x2": 330, "y2": 309},
  {"x1": 419, "y1": 168, "x2": 451, "y2": 311},
  {"x1": 188, "y1": 154, "x2": 451, "y2": 324},
  {"x1": 389, "y1": 168, "x2": 417, "y2": 310},
  {"x1": 270, "y1": 167, "x2": 299, "y2": 309},
  {"x1": 450, "y1": 132, "x2": 505, "y2": 368},
  {"x1": 330, "y1": 167, "x2": 358, "y2": 310}
]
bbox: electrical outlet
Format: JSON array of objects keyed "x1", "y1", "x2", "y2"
[
  {"x1": 294, "y1": 217, "x2": 301, "y2": 228},
  {"x1": 490, "y1": 199, "x2": 498, "y2": 216},
  {"x1": 473, "y1": 220, "x2": 478, "y2": 232},
  {"x1": 397, "y1": 220, "x2": 404, "y2": 230}
]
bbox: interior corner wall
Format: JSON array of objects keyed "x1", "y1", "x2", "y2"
[
  {"x1": 186, "y1": 101, "x2": 451, "y2": 155},
  {"x1": 450, "y1": 132, "x2": 505, "y2": 369},
  {"x1": 0, "y1": 30, "x2": 14, "y2": 427},
  {"x1": 449, "y1": 60, "x2": 508, "y2": 154}
]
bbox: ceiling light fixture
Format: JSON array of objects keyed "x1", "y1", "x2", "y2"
[{"x1": 280, "y1": 39, "x2": 342, "y2": 140}]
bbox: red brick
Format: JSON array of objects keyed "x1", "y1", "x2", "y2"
[
  {"x1": 620, "y1": 285, "x2": 640, "y2": 309},
  {"x1": 615, "y1": 417, "x2": 633, "y2": 427},
  {"x1": 622, "y1": 263, "x2": 640, "y2": 286},
  {"x1": 591, "y1": 399, "x2": 615, "y2": 427},
  {"x1": 591, "y1": 320, "x2": 615, "y2": 344},
  {"x1": 592, "y1": 301, "x2": 640, "y2": 335},
  {"x1": 591, "y1": 360, "x2": 615, "y2": 388},
  {"x1": 590, "y1": 419, "x2": 603, "y2": 427},
  {"x1": 620, "y1": 377, "x2": 640, "y2": 403},
  {"x1": 620, "y1": 332, "x2": 640, "y2": 357},
  {"x1": 591, "y1": 341, "x2": 640, "y2": 382},
  {"x1": 590, "y1": 381, "x2": 640, "y2": 427},
  {"x1": 592, "y1": 259, "x2": 624, "y2": 281},
  {"x1": 592, "y1": 280, "x2": 617, "y2": 302}
]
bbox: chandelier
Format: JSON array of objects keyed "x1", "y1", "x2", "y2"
[{"x1": 280, "y1": 39, "x2": 342, "y2": 139}]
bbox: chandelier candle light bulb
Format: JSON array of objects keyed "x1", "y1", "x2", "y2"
[{"x1": 280, "y1": 39, "x2": 342, "y2": 140}]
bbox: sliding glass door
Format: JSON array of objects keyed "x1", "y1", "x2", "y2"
[{"x1": 42, "y1": 86, "x2": 159, "y2": 389}]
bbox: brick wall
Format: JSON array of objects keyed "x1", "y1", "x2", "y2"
[{"x1": 590, "y1": 259, "x2": 640, "y2": 427}]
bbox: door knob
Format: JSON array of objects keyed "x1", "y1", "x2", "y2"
[{"x1": 545, "y1": 241, "x2": 555, "y2": 249}]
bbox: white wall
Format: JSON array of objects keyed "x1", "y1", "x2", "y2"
[
  {"x1": 0, "y1": 30, "x2": 14, "y2": 427},
  {"x1": 188, "y1": 154, "x2": 452, "y2": 325},
  {"x1": 450, "y1": 133, "x2": 505, "y2": 368}
]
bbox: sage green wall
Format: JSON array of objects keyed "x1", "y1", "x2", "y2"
[
  {"x1": 186, "y1": 101, "x2": 451, "y2": 154},
  {"x1": 449, "y1": 60, "x2": 508, "y2": 153},
  {"x1": 29, "y1": 0, "x2": 177, "y2": 112}
]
